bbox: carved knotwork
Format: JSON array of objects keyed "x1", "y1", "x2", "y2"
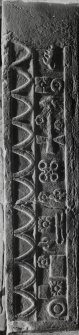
[{"x1": 38, "y1": 159, "x2": 58, "y2": 183}]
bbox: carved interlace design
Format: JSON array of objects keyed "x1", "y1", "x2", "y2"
[{"x1": 38, "y1": 159, "x2": 58, "y2": 183}]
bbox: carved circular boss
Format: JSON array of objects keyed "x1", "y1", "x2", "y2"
[{"x1": 47, "y1": 298, "x2": 66, "y2": 318}]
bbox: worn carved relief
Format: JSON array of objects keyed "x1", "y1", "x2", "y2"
[
  {"x1": 5, "y1": 39, "x2": 67, "y2": 328},
  {"x1": 3, "y1": 2, "x2": 79, "y2": 334}
]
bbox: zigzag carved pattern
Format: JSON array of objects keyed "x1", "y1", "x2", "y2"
[
  {"x1": 11, "y1": 69, "x2": 32, "y2": 94},
  {"x1": 12, "y1": 94, "x2": 34, "y2": 177},
  {"x1": 13, "y1": 177, "x2": 35, "y2": 204},
  {"x1": 14, "y1": 204, "x2": 35, "y2": 233},
  {"x1": 14, "y1": 262, "x2": 36, "y2": 290},
  {"x1": 11, "y1": 41, "x2": 36, "y2": 318},
  {"x1": 12, "y1": 93, "x2": 32, "y2": 120},
  {"x1": 14, "y1": 233, "x2": 35, "y2": 261},
  {"x1": 14, "y1": 290, "x2": 36, "y2": 317},
  {"x1": 10, "y1": 40, "x2": 31, "y2": 67},
  {"x1": 12, "y1": 120, "x2": 33, "y2": 146},
  {"x1": 13, "y1": 150, "x2": 34, "y2": 177}
]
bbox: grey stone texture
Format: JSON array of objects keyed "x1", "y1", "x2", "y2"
[{"x1": 2, "y1": 1, "x2": 79, "y2": 334}]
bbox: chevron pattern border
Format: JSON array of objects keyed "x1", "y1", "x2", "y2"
[{"x1": 3, "y1": 2, "x2": 79, "y2": 334}]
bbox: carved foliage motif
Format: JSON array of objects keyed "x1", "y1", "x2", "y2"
[{"x1": 42, "y1": 45, "x2": 55, "y2": 71}]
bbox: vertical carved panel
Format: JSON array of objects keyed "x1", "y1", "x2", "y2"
[{"x1": 3, "y1": 2, "x2": 79, "y2": 333}]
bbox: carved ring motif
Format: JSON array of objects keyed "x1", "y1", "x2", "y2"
[
  {"x1": 47, "y1": 298, "x2": 66, "y2": 318},
  {"x1": 51, "y1": 78, "x2": 62, "y2": 93}
]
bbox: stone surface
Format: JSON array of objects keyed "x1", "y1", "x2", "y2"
[
  {"x1": 2, "y1": 1, "x2": 79, "y2": 334},
  {"x1": 0, "y1": 3, "x2": 5, "y2": 330}
]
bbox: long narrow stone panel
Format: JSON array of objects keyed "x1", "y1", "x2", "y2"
[{"x1": 2, "y1": 1, "x2": 79, "y2": 334}]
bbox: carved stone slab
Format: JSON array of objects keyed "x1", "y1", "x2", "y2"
[{"x1": 2, "y1": 1, "x2": 79, "y2": 334}]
